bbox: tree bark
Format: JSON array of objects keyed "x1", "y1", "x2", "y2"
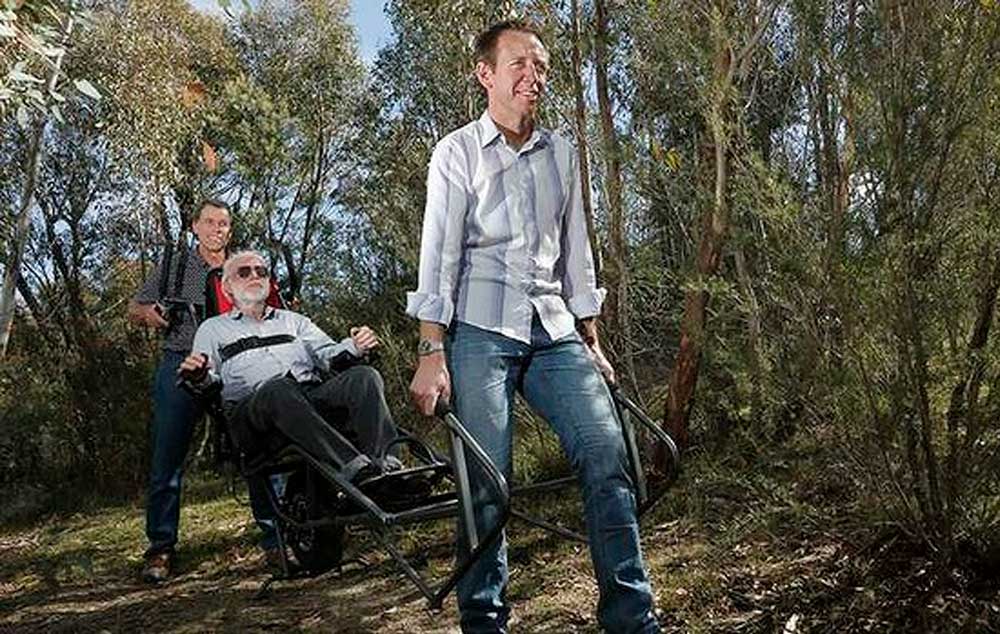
[
  {"x1": 662, "y1": 13, "x2": 736, "y2": 451},
  {"x1": 298, "y1": 127, "x2": 327, "y2": 278},
  {"x1": 947, "y1": 248, "x2": 1000, "y2": 509},
  {"x1": 0, "y1": 13, "x2": 72, "y2": 356},
  {"x1": 14, "y1": 271, "x2": 61, "y2": 349},
  {"x1": 569, "y1": 0, "x2": 600, "y2": 278},
  {"x1": 0, "y1": 128, "x2": 44, "y2": 357},
  {"x1": 659, "y1": 1, "x2": 776, "y2": 456},
  {"x1": 594, "y1": 0, "x2": 625, "y2": 319},
  {"x1": 593, "y1": 0, "x2": 637, "y2": 387}
]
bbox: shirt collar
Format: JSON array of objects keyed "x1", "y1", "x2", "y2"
[
  {"x1": 193, "y1": 244, "x2": 228, "y2": 270},
  {"x1": 478, "y1": 111, "x2": 549, "y2": 152},
  {"x1": 479, "y1": 111, "x2": 502, "y2": 148},
  {"x1": 229, "y1": 305, "x2": 277, "y2": 321}
]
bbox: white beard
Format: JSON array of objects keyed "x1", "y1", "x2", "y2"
[{"x1": 232, "y1": 284, "x2": 268, "y2": 312}]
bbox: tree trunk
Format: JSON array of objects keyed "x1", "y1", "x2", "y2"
[
  {"x1": 14, "y1": 270, "x2": 61, "y2": 349},
  {"x1": 947, "y1": 248, "x2": 1000, "y2": 510},
  {"x1": 569, "y1": 0, "x2": 600, "y2": 278},
  {"x1": 661, "y1": 14, "x2": 736, "y2": 454},
  {"x1": 733, "y1": 245, "x2": 762, "y2": 373},
  {"x1": 0, "y1": 14, "x2": 73, "y2": 358},
  {"x1": 662, "y1": 142, "x2": 729, "y2": 452},
  {"x1": 658, "y1": 2, "x2": 776, "y2": 457},
  {"x1": 820, "y1": 0, "x2": 857, "y2": 345},
  {"x1": 593, "y1": 0, "x2": 637, "y2": 387},
  {"x1": 298, "y1": 128, "x2": 327, "y2": 278},
  {"x1": 0, "y1": 127, "x2": 44, "y2": 357}
]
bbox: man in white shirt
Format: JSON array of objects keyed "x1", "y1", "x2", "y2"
[{"x1": 407, "y1": 20, "x2": 659, "y2": 634}]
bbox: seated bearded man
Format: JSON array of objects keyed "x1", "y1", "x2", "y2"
[{"x1": 179, "y1": 249, "x2": 401, "y2": 485}]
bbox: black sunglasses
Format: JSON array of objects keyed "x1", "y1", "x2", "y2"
[{"x1": 235, "y1": 265, "x2": 269, "y2": 279}]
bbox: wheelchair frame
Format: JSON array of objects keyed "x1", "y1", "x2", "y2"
[{"x1": 198, "y1": 381, "x2": 679, "y2": 609}]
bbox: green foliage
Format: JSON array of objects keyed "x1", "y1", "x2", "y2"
[
  {"x1": 207, "y1": 75, "x2": 289, "y2": 184},
  {"x1": 1, "y1": 1, "x2": 82, "y2": 123},
  {"x1": 73, "y1": 0, "x2": 239, "y2": 192},
  {"x1": 2, "y1": 0, "x2": 1000, "y2": 590},
  {"x1": 0, "y1": 327, "x2": 153, "y2": 519}
]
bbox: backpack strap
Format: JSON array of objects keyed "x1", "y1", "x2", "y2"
[
  {"x1": 173, "y1": 242, "x2": 189, "y2": 298},
  {"x1": 159, "y1": 241, "x2": 174, "y2": 300},
  {"x1": 205, "y1": 268, "x2": 224, "y2": 318}
]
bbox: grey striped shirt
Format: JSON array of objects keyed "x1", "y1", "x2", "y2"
[
  {"x1": 406, "y1": 111, "x2": 605, "y2": 343},
  {"x1": 133, "y1": 246, "x2": 215, "y2": 353},
  {"x1": 192, "y1": 308, "x2": 360, "y2": 404}
]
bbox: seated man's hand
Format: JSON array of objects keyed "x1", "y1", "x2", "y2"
[
  {"x1": 177, "y1": 353, "x2": 209, "y2": 382},
  {"x1": 350, "y1": 325, "x2": 379, "y2": 354}
]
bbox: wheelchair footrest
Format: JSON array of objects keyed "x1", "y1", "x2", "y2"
[{"x1": 353, "y1": 463, "x2": 450, "y2": 511}]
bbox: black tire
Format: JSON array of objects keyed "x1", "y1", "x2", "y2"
[{"x1": 281, "y1": 468, "x2": 345, "y2": 573}]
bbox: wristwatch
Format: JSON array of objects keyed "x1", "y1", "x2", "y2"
[{"x1": 417, "y1": 338, "x2": 445, "y2": 356}]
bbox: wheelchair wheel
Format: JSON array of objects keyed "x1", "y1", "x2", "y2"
[{"x1": 281, "y1": 469, "x2": 345, "y2": 574}]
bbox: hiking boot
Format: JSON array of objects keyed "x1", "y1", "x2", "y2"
[
  {"x1": 380, "y1": 455, "x2": 404, "y2": 472},
  {"x1": 365, "y1": 471, "x2": 434, "y2": 510},
  {"x1": 264, "y1": 546, "x2": 302, "y2": 575},
  {"x1": 141, "y1": 551, "x2": 172, "y2": 584},
  {"x1": 350, "y1": 461, "x2": 383, "y2": 487}
]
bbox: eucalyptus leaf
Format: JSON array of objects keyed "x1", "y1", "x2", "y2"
[
  {"x1": 16, "y1": 103, "x2": 28, "y2": 128},
  {"x1": 73, "y1": 79, "x2": 102, "y2": 100},
  {"x1": 10, "y1": 69, "x2": 44, "y2": 83}
]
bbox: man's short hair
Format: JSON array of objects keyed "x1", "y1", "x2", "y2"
[
  {"x1": 222, "y1": 249, "x2": 266, "y2": 286},
  {"x1": 194, "y1": 198, "x2": 231, "y2": 221},
  {"x1": 474, "y1": 19, "x2": 545, "y2": 67}
]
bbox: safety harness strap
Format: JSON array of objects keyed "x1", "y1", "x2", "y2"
[{"x1": 220, "y1": 334, "x2": 296, "y2": 364}]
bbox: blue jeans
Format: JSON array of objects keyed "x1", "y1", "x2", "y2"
[
  {"x1": 448, "y1": 318, "x2": 659, "y2": 634},
  {"x1": 145, "y1": 351, "x2": 279, "y2": 556}
]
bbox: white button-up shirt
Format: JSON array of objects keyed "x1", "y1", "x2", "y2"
[{"x1": 406, "y1": 111, "x2": 605, "y2": 343}]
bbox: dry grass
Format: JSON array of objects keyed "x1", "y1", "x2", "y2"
[{"x1": 1, "y1": 442, "x2": 998, "y2": 633}]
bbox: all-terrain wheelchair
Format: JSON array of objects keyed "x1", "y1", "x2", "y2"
[{"x1": 187, "y1": 370, "x2": 680, "y2": 608}]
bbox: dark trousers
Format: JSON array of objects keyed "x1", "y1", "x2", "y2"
[
  {"x1": 146, "y1": 351, "x2": 279, "y2": 556},
  {"x1": 228, "y1": 366, "x2": 398, "y2": 480}
]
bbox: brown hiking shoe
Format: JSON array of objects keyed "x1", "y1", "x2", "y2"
[{"x1": 141, "y1": 552, "x2": 172, "y2": 584}]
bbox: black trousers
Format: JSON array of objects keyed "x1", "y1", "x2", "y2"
[{"x1": 228, "y1": 366, "x2": 398, "y2": 480}]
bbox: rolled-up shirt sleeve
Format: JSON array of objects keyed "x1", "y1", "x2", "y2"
[
  {"x1": 406, "y1": 138, "x2": 469, "y2": 326},
  {"x1": 559, "y1": 152, "x2": 606, "y2": 319}
]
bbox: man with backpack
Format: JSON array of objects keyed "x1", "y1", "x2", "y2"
[{"x1": 127, "y1": 200, "x2": 281, "y2": 583}]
